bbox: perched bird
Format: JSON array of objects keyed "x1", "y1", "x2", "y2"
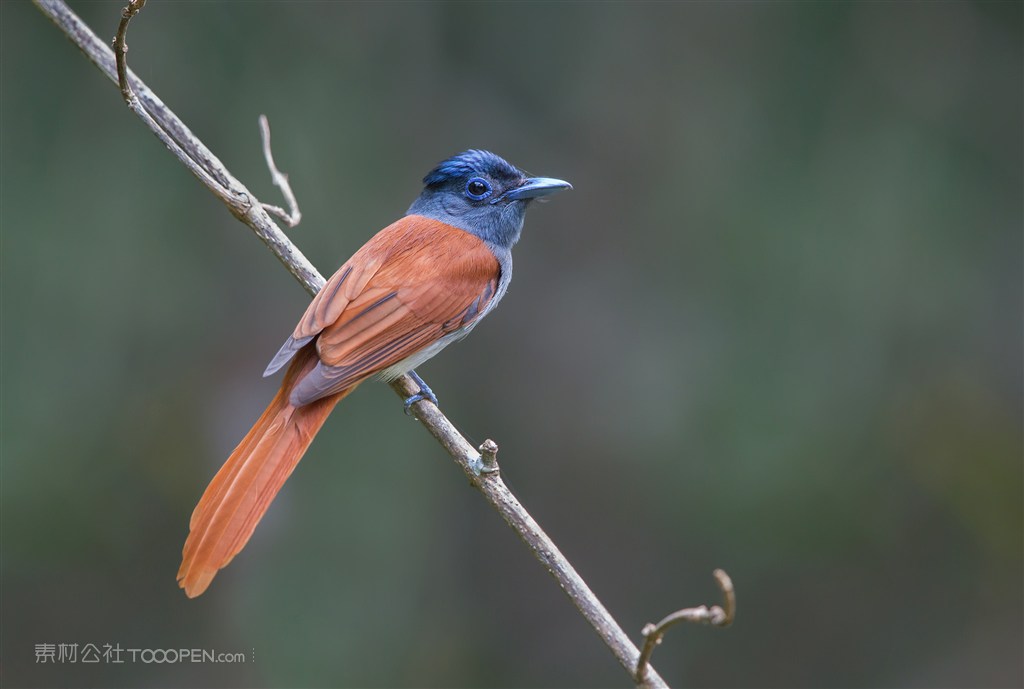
[{"x1": 177, "y1": 150, "x2": 571, "y2": 597}]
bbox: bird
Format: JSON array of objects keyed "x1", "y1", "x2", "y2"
[{"x1": 177, "y1": 149, "x2": 571, "y2": 598}]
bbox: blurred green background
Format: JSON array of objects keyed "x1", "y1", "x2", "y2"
[{"x1": 2, "y1": 1, "x2": 1021, "y2": 687}]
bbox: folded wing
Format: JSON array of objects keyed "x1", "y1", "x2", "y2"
[{"x1": 266, "y1": 215, "x2": 501, "y2": 406}]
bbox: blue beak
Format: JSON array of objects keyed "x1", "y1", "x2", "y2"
[{"x1": 502, "y1": 176, "x2": 573, "y2": 202}]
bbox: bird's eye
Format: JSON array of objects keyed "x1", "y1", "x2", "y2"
[{"x1": 465, "y1": 177, "x2": 492, "y2": 201}]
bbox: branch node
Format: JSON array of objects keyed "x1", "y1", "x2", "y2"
[
  {"x1": 634, "y1": 569, "x2": 736, "y2": 683},
  {"x1": 258, "y1": 115, "x2": 302, "y2": 228},
  {"x1": 478, "y1": 438, "x2": 500, "y2": 474}
]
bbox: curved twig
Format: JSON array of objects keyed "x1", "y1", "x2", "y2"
[
  {"x1": 635, "y1": 569, "x2": 736, "y2": 683},
  {"x1": 110, "y1": 0, "x2": 235, "y2": 205},
  {"x1": 112, "y1": 0, "x2": 144, "y2": 104},
  {"x1": 258, "y1": 114, "x2": 302, "y2": 228}
]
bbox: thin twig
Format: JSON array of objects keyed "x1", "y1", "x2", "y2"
[
  {"x1": 34, "y1": 2, "x2": 673, "y2": 686},
  {"x1": 112, "y1": 0, "x2": 144, "y2": 104},
  {"x1": 635, "y1": 569, "x2": 736, "y2": 683},
  {"x1": 258, "y1": 114, "x2": 302, "y2": 228}
]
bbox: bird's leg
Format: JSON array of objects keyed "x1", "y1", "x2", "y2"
[{"x1": 404, "y1": 370, "x2": 439, "y2": 415}]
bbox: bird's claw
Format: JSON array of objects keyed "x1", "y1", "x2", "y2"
[
  {"x1": 403, "y1": 390, "x2": 438, "y2": 415},
  {"x1": 403, "y1": 370, "x2": 438, "y2": 415}
]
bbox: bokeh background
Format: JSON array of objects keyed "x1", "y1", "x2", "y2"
[{"x1": 3, "y1": 1, "x2": 1021, "y2": 687}]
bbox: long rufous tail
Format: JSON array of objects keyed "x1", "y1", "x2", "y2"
[{"x1": 177, "y1": 345, "x2": 353, "y2": 598}]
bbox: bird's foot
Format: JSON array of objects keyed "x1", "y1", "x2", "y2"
[{"x1": 403, "y1": 370, "x2": 439, "y2": 415}]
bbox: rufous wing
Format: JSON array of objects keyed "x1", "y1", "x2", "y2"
[{"x1": 289, "y1": 215, "x2": 501, "y2": 405}]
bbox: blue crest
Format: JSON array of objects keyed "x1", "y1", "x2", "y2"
[{"x1": 423, "y1": 150, "x2": 522, "y2": 187}]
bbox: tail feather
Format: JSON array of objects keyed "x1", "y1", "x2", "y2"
[{"x1": 178, "y1": 346, "x2": 353, "y2": 598}]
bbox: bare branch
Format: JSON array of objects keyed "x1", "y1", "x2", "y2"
[
  {"x1": 635, "y1": 569, "x2": 736, "y2": 683},
  {"x1": 258, "y1": 114, "x2": 302, "y2": 228},
  {"x1": 385, "y1": 337, "x2": 670, "y2": 689},
  {"x1": 34, "y1": 2, "x2": 684, "y2": 686},
  {"x1": 35, "y1": 0, "x2": 324, "y2": 294}
]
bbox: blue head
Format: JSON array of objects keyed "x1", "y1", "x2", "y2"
[{"x1": 407, "y1": 150, "x2": 571, "y2": 250}]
